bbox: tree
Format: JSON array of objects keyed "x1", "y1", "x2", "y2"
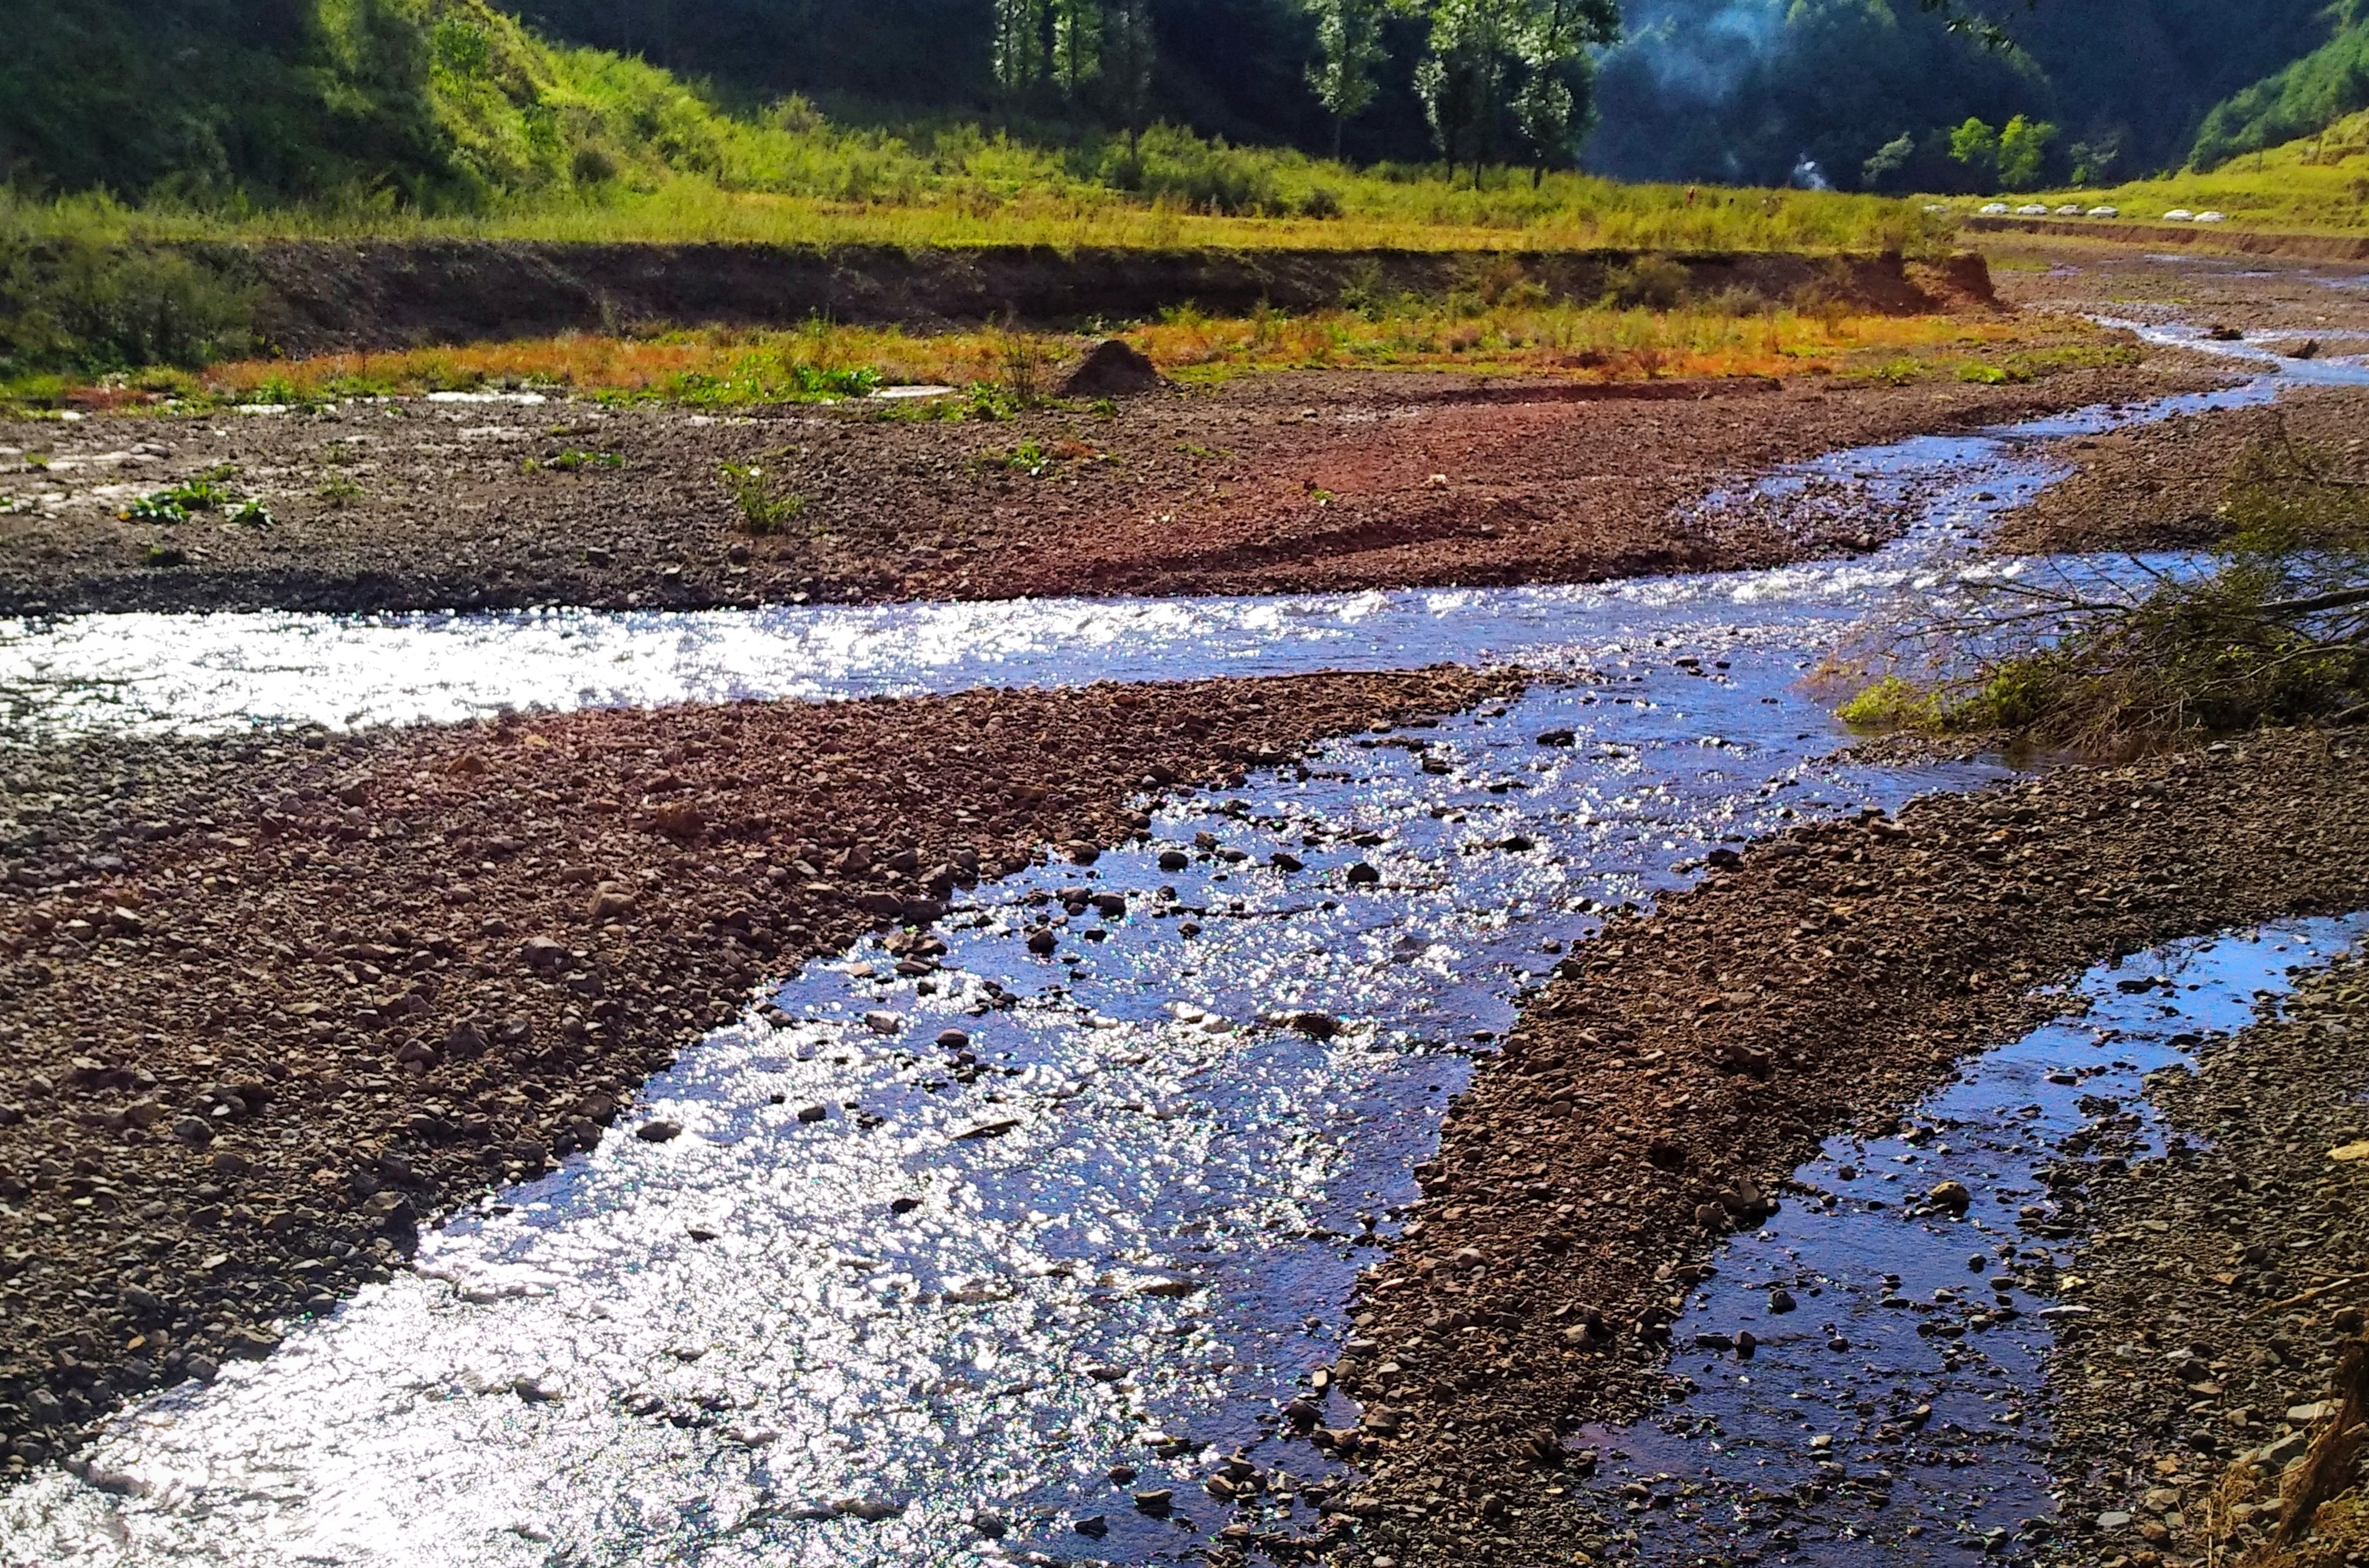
[
  {"x1": 1415, "y1": 0, "x2": 1519, "y2": 184},
  {"x1": 1050, "y1": 0, "x2": 1102, "y2": 99},
  {"x1": 1415, "y1": 0, "x2": 1617, "y2": 186},
  {"x1": 1996, "y1": 111, "x2": 2056, "y2": 188},
  {"x1": 1948, "y1": 115, "x2": 1999, "y2": 187},
  {"x1": 991, "y1": 0, "x2": 1047, "y2": 94},
  {"x1": 1303, "y1": 0, "x2": 1390, "y2": 159},
  {"x1": 1861, "y1": 130, "x2": 1916, "y2": 189},
  {"x1": 1103, "y1": 0, "x2": 1154, "y2": 151},
  {"x1": 1508, "y1": 0, "x2": 1621, "y2": 183}
]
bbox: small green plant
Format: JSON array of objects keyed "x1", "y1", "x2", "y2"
[
  {"x1": 315, "y1": 473, "x2": 365, "y2": 506},
  {"x1": 982, "y1": 440, "x2": 1053, "y2": 477},
  {"x1": 719, "y1": 462, "x2": 806, "y2": 535},
  {"x1": 526, "y1": 448, "x2": 625, "y2": 473},
  {"x1": 24, "y1": 452, "x2": 50, "y2": 471},
  {"x1": 142, "y1": 543, "x2": 187, "y2": 567},
  {"x1": 123, "y1": 493, "x2": 187, "y2": 522},
  {"x1": 1956, "y1": 361, "x2": 2014, "y2": 385},
  {"x1": 227, "y1": 498, "x2": 272, "y2": 527},
  {"x1": 1872, "y1": 356, "x2": 1922, "y2": 386}
]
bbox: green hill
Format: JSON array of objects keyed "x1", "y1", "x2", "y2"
[
  {"x1": 2191, "y1": 1, "x2": 2369, "y2": 170},
  {"x1": 0, "y1": 0, "x2": 788, "y2": 206}
]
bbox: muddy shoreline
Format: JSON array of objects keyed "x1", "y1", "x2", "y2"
[
  {"x1": 0, "y1": 665, "x2": 1513, "y2": 1475},
  {"x1": 1319, "y1": 726, "x2": 2369, "y2": 1566},
  {"x1": 0, "y1": 358, "x2": 2221, "y2": 617}
]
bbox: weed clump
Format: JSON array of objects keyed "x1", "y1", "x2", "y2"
[{"x1": 719, "y1": 462, "x2": 806, "y2": 535}]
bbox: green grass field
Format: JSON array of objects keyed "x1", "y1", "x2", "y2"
[{"x1": 1931, "y1": 109, "x2": 2369, "y2": 236}]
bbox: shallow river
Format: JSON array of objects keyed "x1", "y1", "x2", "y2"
[{"x1": 3, "y1": 360, "x2": 2364, "y2": 1567}]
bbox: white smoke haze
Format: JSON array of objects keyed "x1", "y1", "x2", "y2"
[{"x1": 1597, "y1": 0, "x2": 1790, "y2": 103}]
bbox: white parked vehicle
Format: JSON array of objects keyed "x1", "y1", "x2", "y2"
[
  {"x1": 2163, "y1": 208, "x2": 2196, "y2": 220},
  {"x1": 1979, "y1": 201, "x2": 2011, "y2": 214},
  {"x1": 2087, "y1": 205, "x2": 2120, "y2": 218},
  {"x1": 2016, "y1": 203, "x2": 2051, "y2": 214},
  {"x1": 2054, "y1": 203, "x2": 2084, "y2": 214},
  {"x1": 2195, "y1": 210, "x2": 2228, "y2": 223}
]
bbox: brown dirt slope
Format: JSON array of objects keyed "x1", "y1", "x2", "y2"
[
  {"x1": 1310, "y1": 727, "x2": 2369, "y2": 1567},
  {"x1": 0, "y1": 358, "x2": 2218, "y2": 616},
  {"x1": 230, "y1": 243, "x2": 1991, "y2": 353},
  {"x1": 0, "y1": 664, "x2": 1512, "y2": 1477}
]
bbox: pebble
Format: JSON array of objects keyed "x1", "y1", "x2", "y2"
[{"x1": 634, "y1": 1120, "x2": 683, "y2": 1142}]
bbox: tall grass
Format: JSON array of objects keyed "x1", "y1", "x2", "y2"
[
  {"x1": 120, "y1": 302, "x2": 2064, "y2": 413},
  {"x1": 2, "y1": 138, "x2": 1952, "y2": 258}
]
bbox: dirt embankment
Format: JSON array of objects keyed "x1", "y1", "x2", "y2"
[
  {"x1": 0, "y1": 354, "x2": 2220, "y2": 617},
  {"x1": 1994, "y1": 386, "x2": 2369, "y2": 556},
  {"x1": 220, "y1": 242, "x2": 1993, "y2": 354},
  {"x1": 2043, "y1": 958, "x2": 2369, "y2": 1564},
  {"x1": 1966, "y1": 218, "x2": 2369, "y2": 264},
  {"x1": 0, "y1": 663, "x2": 1513, "y2": 1477},
  {"x1": 1305, "y1": 727, "x2": 2369, "y2": 1567}
]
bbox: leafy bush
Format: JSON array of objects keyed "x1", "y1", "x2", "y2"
[{"x1": 0, "y1": 226, "x2": 255, "y2": 380}]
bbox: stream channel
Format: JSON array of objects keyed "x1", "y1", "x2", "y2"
[{"x1": 3, "y1": 349, "x2": 2366, "y2": 1568}]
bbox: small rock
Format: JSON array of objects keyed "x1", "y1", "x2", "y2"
[
  {"x1": 1270, "y1": 852, "x2": 1304, "y2": 873},
  {"x1": 634, "y1": 1120, "x2": 684, "y2": 1142},
  {"x1": 1536, "y1": 729, "x2": 1577, "y2": 747},
  {"x1": 936, "y1": 1028, "x2": 970, "y2": 1049},
  {"x1": 1346, "y1": 862, "x2": 1381, "y2": 885},
  {"x1": 1073, "y1": 1515, "x2": 1109, "y2": 1539},
  {"x1": 1026, "y1": 928, "x2": 1059, "y2": 955},
  {"x1": 2096, "y1": 1511, "x2": 2133, "y2": 1530},
  {"x1": 862, "y1": 1010, "x2": 903, "y2": 1035},
  {"x1": 1927, "y1": 1180, "x2": 1973, "y2": 1214},
  {"x1": 1158, "y1": 849, "x2": 1190, "y2": 871},
  {"x1": 1133, "y1": 1488, "x2": 1174, "y2": 1515},
  {"x1": 796, "y1": 1105, "x2": 829, "y2": 1123}
]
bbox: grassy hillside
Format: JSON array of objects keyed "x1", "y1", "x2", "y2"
[
  {"x1": 2190, "y1": 2, "x2": 2369, "y2": 171},
  {"x1": 2000, "y1": 108, "x2": 2369, "y2": 235}
]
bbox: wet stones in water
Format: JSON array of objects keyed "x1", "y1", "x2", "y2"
[
  {"x1": 936, "y1": 1028, "x2": 969, "y2": 1049},
  {"x1": 1536, "y1": 729, "x2": 1577, "y2": 747},
  {"x1": 1768, "y1": 1289, "x2": 1797, "y2": 1313},
  {"x1": 889, "y1": 1197, "x2": 921, "y2": 1215},
  {"x1": 1158, "y1": 850, "x2": 1190, "y2": 872},
  {"x1": 634, "y1": 1120, "x2": 683, "y2": 1143},
  {"x1": 796, "y1": 1105, "x2": 828, "y2": 1123},
  {"x1": 1346, "y1": 862, "x2": 1380, "y2": 885},
  {"x1": 1026, "y1": 928, "x2": 1059, "y2": 955},
  {"x1": 1926, "y1": 1179, "x2": 1973, "y2": 1214},
  {"x1": 1134, "y1": 1488, "x2": 1175, "y2": 1515},
  {"x1": 1290, "y1": 1013, "x2": 1340, "y2": 1040},
  {"x1": 862, "y1": 1010, "x2": 902, "y2": 1035},
  {"x1": 1271, "y1": 852, "x2": 1304, "y2": 872},
  {"x1": 1074, "y1": 1515, "x2": 1109, "y2": 1539}
]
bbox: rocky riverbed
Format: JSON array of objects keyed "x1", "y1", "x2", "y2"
[
  {"x1": 2041, "y1": 953, "x2": 2369, "y2": 1567},
  {"x1": 0, "y1": 353, "x2": 2218, "y2": 617},
  {"x1": 1318, "y1": 726, "x2": 2369, "y2": 1567},
  {"x1": 0, "y1": 665, "x2": 1512, "y2": 1475}
]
